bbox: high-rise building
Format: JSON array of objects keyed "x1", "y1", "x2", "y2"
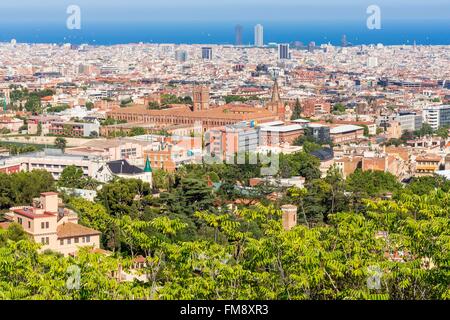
[
  {"x1": 193, "y1": 85, "x2": 210, "y2": 111},
  {"x1": 278, "y1": 43, "x2": 290, "y2": 60},
  {"x1": 201, "y1": 47, "x2": 213, "y2": 60},
  {"x1": 254, "y1": 24, "x2": 264, "y2": 47},
  {"x1": 235, "y1": 25, "x2": 243, "y2": 46},
  {"x1": 175, "y1": 50, "x2": 188, "y2": 62},
  {"x1": 422, "y1": 105, "x2": 450, "y2": 130},
  {"x1": 341, "y1": 34, "x2": 348, "y2": 47}
]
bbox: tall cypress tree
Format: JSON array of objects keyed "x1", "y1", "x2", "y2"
[{"x1": 291, "y1": 98, "x2": 302, "y2": 120}]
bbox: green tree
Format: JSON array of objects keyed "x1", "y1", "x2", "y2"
[
  {"x1": 54, "y1": 137, "x2": 67, "y2": 151},
  {"x1": 415, "y1": 123, "x2": 434, "y2": 137},
  {"x1": 58, "y1": 165, "x2": 84, "y2": 189},
  {"x1": 291, "y1": 99, "x2": 302, "y2": 120},
  {"x1": 333, "y1": 103, "x2": 346, "y2": 113},
  {"x1": 435, "y1": 126, "x2": 449, "y2": 139},
  {"x1": 129, "y1": 127, "x2": 146, "y2": 136}
]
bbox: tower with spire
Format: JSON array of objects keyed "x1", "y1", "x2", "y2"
[
  {"x1": 143, "y1": 156, "x2": 153, "y2": 188},
  {"x1": 266, "y1": 79, "x2": 286, "y2": 121}
]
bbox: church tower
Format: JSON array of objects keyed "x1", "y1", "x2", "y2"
[
  {"x1": 193, "y1": 85, "x2": 210, "y2": 111},
  {"x1": 267, "y1": 79, "x2": 286, "y2": 121}
]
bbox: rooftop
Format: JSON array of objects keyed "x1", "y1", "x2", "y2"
[
  {"x1": 106, "y1": 159, "x2": 144, "y2": 175},
  {"x1": 57, "y1": 222, "x2": 101, "y2": 239},
  {"x1": 330, "y1": 125, "x2": 364, "y2": 134},
  {"x1": 260, "y1": 124, "x2": 304, "y2": 132}
]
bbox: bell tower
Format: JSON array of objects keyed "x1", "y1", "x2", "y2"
[
  {"x1": 193, "y1": 85, "x2": 210, "y2": 111},
  {"x1": 267, "y1": 79, "x2": 285, "y2": 121}
]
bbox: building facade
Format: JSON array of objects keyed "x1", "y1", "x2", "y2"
[{"x1": 4, "y1": 192, "x2": 101, "y2": 256}]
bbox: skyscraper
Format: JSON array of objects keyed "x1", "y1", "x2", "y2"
[
  {"x1": 175, "y1": 50, "x2": 188, "y2": 62},
  {"x1": 278, "y1": 44, "x2": 290, "y2": 60},
  {"x1": 254, "y1": 24, "x2": 264, "y2": 47},
  {"x1": 201, "y1": 47, "x2": 213, "y2": 60},
  {"x1": 341, "y1": 34, "x2": 348, "y2": 47},
  {"x1": 235, "y1": 25, "x2": 243, "y2": 46}
]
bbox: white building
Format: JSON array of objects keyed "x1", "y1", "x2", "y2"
[
  {"x1": 422, "y1": 105, "x2": 450, "y2": 130},
  {"x1": 254, "y1": 24, "x2": 264, "y2": 47}
]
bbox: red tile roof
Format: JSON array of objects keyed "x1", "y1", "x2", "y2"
[
  {"x1": 12, "y1": 208, "x2": 56, "y2": 219},
  {"x1": 57, "y1": 222, "x2": 101, "y2": 239}
]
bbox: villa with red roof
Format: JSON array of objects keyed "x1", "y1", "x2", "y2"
[{"x1": 3, "y1": 192, "x2": 101, "y2": 256}]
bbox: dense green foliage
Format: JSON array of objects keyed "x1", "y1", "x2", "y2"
[
  {"x1": 9, "y1": 88, "x2": 55, "y2": 113},
  {"x1": 1, "y1": 190, "x2": 449, "y2": 300},
  {"x1": 0, "y1": 170, "x2": 55, "y2": 209},
  {"x1": 291, "y1": 98, "x2": 302, "y2": 120},
  {"x1": 58, "y1": 165, "x2": 99, "y2": 190},
  {"x1": 0, "y1": 152, "x2": 449, "y2": 300},
  {"x1": 0, "y1": 142, "x2": 40, "y2": 155}
]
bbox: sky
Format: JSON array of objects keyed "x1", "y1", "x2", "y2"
[
  {"x1": 0, "y1": 1, "x2": 448, "y2": 45},
  {"x1": 0, "y1": 0, "x2": 449, "y2": 23}
]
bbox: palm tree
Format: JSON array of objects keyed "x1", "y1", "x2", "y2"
[{"x1": 54, "y1": 137, "x2": 67, "y2": 151}]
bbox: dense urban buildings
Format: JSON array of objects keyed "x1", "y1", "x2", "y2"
[{"x1": 0, "y1": 15, "x2": 449, "y2": 304}]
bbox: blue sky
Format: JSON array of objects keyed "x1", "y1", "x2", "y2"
[
  {"x1": 0, "y1": 0, "x2": 449, "y2": 23},
  {"x1": 0, "y1": 1, "x2": 448, "y2": 45}
]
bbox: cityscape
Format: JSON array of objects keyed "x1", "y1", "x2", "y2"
[{"x1": 0, "y1": 0, "x2": 449, "y2": 307}]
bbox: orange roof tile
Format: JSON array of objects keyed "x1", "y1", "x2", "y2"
[{"x1": 57, "y1": 222, "x2": 101, "y2": 239}]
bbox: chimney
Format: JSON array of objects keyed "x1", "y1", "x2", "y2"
[
  {"x1": 40, "y1": 192, "x2": 59, "y2": 213},
  {"x1": 281, "y1": 205, "x2": 297, "y2": 231}
]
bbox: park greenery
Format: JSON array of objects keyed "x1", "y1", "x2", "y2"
[
  {"x1": 0, "y1": 152, "x2": 449, "y2": 300},
  {"x1": 148, "y1": 95, "x2": 193, "y2": 110},
  {"x1": 224, "y1": 95, "x2": 260, "y2": 104},
  {"x1": 0, "y1": 142, "x2": 40, "y2": 155},
  {"x1": 9, "y1": 87, "x2": 55, "y2": 113}
]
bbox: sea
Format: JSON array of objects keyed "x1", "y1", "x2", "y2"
[{"x1": 0, "y1": 19, "x2": 449, "y2": 46}]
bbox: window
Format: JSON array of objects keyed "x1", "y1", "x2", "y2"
[
  {"x1": 41, "y1": 238, "x2": 45, "y2": 244},
  {"x1": 18, "y1": 217, "x2": 23, "y2": 225},
  {"x1": 60, "y1": 240, "x2": 64, "y2": 245},
  {"x1": 28, "y1": 221, "x2": 31, "y2": 228},
  {"x1": 82, "y1": 237, "x2": 85, "y2": 243},
  {"x1": 67, "y1": 238, "x2": 71, "y2": 244},
  {"x1": 46, "y1": 222, "x2": 49, "y2": 229},
  {"x1": 46, "y1": 237, "x2": 49, "y2": 245},
  {"x1": 75, "y1": 237, "x2": 79, "y2": 244},
  {"x1": 41, "y1": 222, "x2": 45, "y2": 229},
  {"x1": 86, "y1": 236, "x2": 90, "y2": 243}
]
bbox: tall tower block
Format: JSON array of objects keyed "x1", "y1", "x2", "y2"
[{"x1": 193, "y1": 85, "x2": 210, "y2": 112}]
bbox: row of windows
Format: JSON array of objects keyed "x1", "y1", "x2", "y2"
[
  {"x1": 60, "y1": 236, "x2": 91, "y2": 246},
  {"x1": 30, "y1": 164, "x2": 89, "y2": 171},
  {"x1": 121, "y1": 148, "x2": 137, "y2": 158}
]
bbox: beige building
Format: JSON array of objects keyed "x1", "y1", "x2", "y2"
[{"x1": 4, "y1": 192, "x2": 101, "y2": 256}]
